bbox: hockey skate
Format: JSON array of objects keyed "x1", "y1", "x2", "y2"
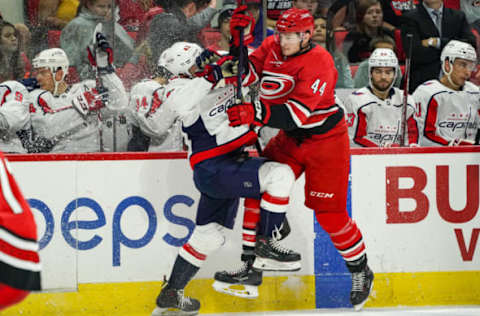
[
  {"x1": 350, "y1": 264, "x2": 374, "y2": 311},
  {"x1": 212, "y1": 259, "x2": 262, "y2": 298},
  {"x1": 152, "y1": 285, "x2": 200, "y2": 316},
  {"x1": 253, "y1": 235, "x2": 301, "y2": 272}
]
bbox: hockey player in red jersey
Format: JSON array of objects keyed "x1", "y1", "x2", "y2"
[
  {"x1": 219, "y1": 6, "x2": 374, "y2": 310},
  {"x1": 0, "y1": 152, "x2": 41, "y2": 311}
]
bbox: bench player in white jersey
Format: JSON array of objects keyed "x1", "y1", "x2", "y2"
[
  {"x1": 343, "y1": 48, "x2": 419, "y2": 147},
  {"x1": 149, "y1": 42, "x2": 300, "y2": 316},
  {"x1": 413, "y1": 40, "x2": 480, "y2": 146},
  {"x1": 0, "y1": 81, "x2": 32, "y2": 153},
  {"x1": 127, "y1": 60, "x2": 183, "y2": 152},
  {"x1": 28, "y1": 26, "x2": 127, "y2": 153}
]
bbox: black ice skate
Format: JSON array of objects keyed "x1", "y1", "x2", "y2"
[
  {"x1": 212, "y1": 259, "x2": 263, "y2": 298},
  {"x1": 253, "y1": 235, "x2": 301, "y2": 272},
  {"x1": 152, "y1": 286, "x2": 200, "y2": 316},
  {"x1": 350, "y1": 264, "x2": 374, "y2": 311}
]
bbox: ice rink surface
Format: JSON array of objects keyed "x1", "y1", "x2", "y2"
[{"x1": 202, "y1": 306, "x2": 480, "y2": 316}]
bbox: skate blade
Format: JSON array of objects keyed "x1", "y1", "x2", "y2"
[
  {"x1": 212, "y1": 281, "x2": 259, "y2": 299},
  {"x1": 252, "y1": 257, "x2": 301, "y2": 272},
  {"x1": 151, "y1": 306, "x2": 199, "y2": 316},
  {"x1": 353, "y1": 280, "x2": 374, "y2": 311}
]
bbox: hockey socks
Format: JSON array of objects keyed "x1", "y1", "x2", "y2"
[
  {"x1": 315, "y1": 212, "x2": 366, "y2": 264},
  {"x1": 242, "y1": 198, "x2": 261, "y2": 261},
  {"x1": 165, "y1": 256, "x2": 199, "y2": 291},
  {"x1": 315, "y1": 211, "x2": 373, "y2": 310}
]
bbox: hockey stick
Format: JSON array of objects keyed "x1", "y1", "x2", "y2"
[
  {"x1": 236, "y1": 0, "x2": 246, "y2": 104},
  {"x1": 235, "y1": 0, "x2": 263, "y2": 154},
  {"x1": 400, "y1": 33, "x2": 413, "y2": 147}
]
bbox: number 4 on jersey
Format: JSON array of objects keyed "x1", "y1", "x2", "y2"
[{"x1": 311, "y1": 79, "x2": 326, "y2": 96}]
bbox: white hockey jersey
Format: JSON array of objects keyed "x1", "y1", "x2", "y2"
[
  {"x1": 413, "y1": 80, "x2": 480, "y2": 146},
  {"x1": 343, "y1": 87, "x2": 418, "y2": 147},
  {"x1": 30, "y1": 73, "x2": 128, "y2": 153},
  {"x1": 128, "y1": 79, "x2": 183, "y2": 151},
  {"x1": 0, "y1": 81, "x2": 31, "y2": 153},
  {"x1": 162, "y1": 77, "x2": 257, "y2": 168}
]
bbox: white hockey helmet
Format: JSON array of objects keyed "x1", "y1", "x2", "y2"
[
  {"x1": 368, "y1": 48, "x2": 399, "y2": 90},
  {"x1": 158, "y1": 42, "x2": 203, "y2": 77},
  {"x1": 33, "y1": 48, "x2": 69, "y2": 95},
  {"x1": 440, "y1": 40, "x2": 477, "y2": 75},
  {"x1": 33, "y1": 48, "x2": 70, "y2": 76}
]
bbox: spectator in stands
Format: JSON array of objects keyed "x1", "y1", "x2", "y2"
[
  {"x1": 380, "y1": 0, "x2": 418, "y2": 31},
  {"x1": 313, "y1": 15, "x2": 353, "y2": 88},
  {"x1": 343, "y1": 48, "x2": 418, "y2": 147},
  {"x1": 147, "y1": 0, "x2": 218, "y2": 68},
  {"x1": 0, "y1": 22, "x2": 31, "y2": 82},
  {"x1": 293, "y1": 0, "x2": 319, "y2": 15},
  {"x1": 344, "y1": 0, "x2": 394, "y2": 63},
  {"x1": 461, "y1": 0, "x2": 480, "y2": 24},
  {"x1": 209, "y1": 4, "x2": 236, "y2": 53},
  {"x1": 222, "y1": 0, "x2": 271, "y2": 48},
  {"x1": 38, "y1": 0, "x2": 80, "y2": 30},
  {"x1": 401, "y1": 0, "x2": 475, "y2": 92},
  {"x1": 353, "y1": 34, "x2": 401, "y2": 88},
  {"x1": 29, "y1": 0, "x2": 79, "y2": 57},
  {"x1": 117, "y1": 0, "x2": 154, "y2": 31},
  {"x1": 61, "y1": 0, "x2": 135, "y2": 80},
  {"x1": 413, "y1": 40, "x2": 479, "y2": 146},
  {"x1": 266, "y1": 0, "x2": 293, "y2": 29}
]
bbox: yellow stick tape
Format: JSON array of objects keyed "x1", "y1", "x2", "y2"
[{"x1": 4, "y1": 272, "x2": 479, "y2": 315}]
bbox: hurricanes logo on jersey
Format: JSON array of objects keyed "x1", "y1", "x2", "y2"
[{"x1": 260, "y1": 71, "x2": 295, "y2": 100}]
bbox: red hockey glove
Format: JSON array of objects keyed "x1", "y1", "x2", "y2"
[
  {"x1": 197, "y1": 56, "x2": 239, "y2": 87},
  {"x1": 230, "y1": 5, "x2": 255, "y2": 48},
  {"x1": 227, "y1": 100, "x2": 270, "y2": 127},
  {"x1": 71, "y1": 87, "x2": 106, "y2": 116}
]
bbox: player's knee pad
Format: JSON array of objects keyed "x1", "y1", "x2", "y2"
[
  {"x1": 259, "y1": 162, "x2": 295, "y2": 198},
  {"x1": 187, "y1": 222, "x2": 226, "y2": 256}
]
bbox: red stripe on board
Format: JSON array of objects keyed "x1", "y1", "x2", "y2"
[
  {"x1": 5, "y1": 152, "x2": 188, "y2": 162},
  {"x1": 0, "y1": 239, "x2": 39, "y2": 263},
  {"x1": 350, "y1": 146, "x2": 480, "y2": 155},
  {"x1": 3, "y1": 146, "x2": 479, "y2": 163},
  {"x1": 182, "y1": 243, "x2": 206, "y2": 261}
]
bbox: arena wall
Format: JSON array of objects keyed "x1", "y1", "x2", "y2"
[{"x1": 3, "y1": 147, "x2": 480, "y2": 315}]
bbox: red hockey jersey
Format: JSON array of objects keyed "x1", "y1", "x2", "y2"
[
  {"x1": 0, "y1": 152, "x2": 40, "y2": 291},
  {"x1": 247, "y1": 36, "x2": 343, "y2": 134}
]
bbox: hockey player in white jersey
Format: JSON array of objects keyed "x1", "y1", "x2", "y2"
[
  {"x1": 414, "y1": 40, "x2": 480, "y2": 146},
  {"x1": 150, "y1": 42, "x2": 299, "y2": 316},
  {"x1": 0, "y1": 81, "x2": 32, "y2": 153},
  {"x1": 28, "y1": 25, "x2": 127, "y2": 153},
  {"x1": 344, "y1": 48, "x2": 419, "y2": 147},
  {"x1": 127, "y1": 59, "x2": 183, "y2": 152}
]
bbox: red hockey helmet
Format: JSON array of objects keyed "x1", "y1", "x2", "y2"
[{"x1": 276, "y1": 8, "x2": 314, "y2": 35}]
